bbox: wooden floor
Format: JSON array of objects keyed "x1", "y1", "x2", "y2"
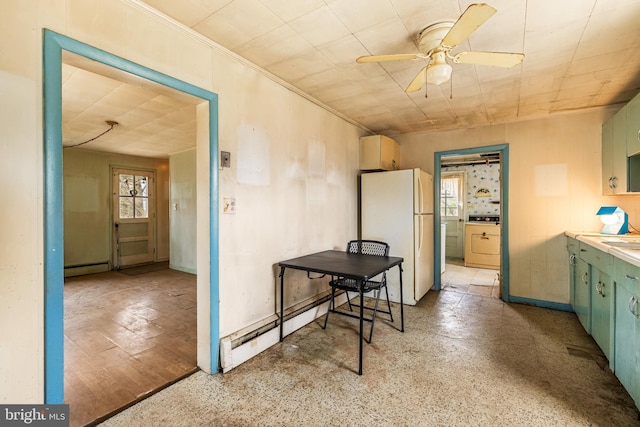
[{"x1": 64, "y1": 266, "x2": 197, "y2": 426}]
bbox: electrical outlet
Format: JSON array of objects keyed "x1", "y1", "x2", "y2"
[
  {"x1": 223, "y1": 197, "x2": 236, "y2": 214},
  {"x1": 221, "y1": 151, "x2": 231, "y2": 168}
]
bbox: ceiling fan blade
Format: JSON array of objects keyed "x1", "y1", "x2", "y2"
[
  {"x1": 405, "y1": 67, "x2": 427, "y2": 93},
  {"x1": 356, "y1": 53, "x2": 421, "y2": 63},
  {"x1": 441, "y1": 3, "x2": 497, "y2": 49},
  {"x1": 453, "y1": 51, "x2": 524, "y2": 68}
]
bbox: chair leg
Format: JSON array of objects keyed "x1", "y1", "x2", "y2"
[
  {"x1": 346, "y1": 290, "x2": 353, "y2": 311},
  {"x1": 384, "y1": 284, "x2": 393, "y2": 322},
  {"x1": 323, "y1": 287, "x2": 336, "y2": 329},
  {"x1": 367, "y1": 289, "x2": 382, "y2": 343}
]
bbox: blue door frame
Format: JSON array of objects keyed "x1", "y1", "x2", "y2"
[
  {"x1": 433, "y1": 144, "x2": 510, "y2": 300},
  {"x1": 43, "y1": 29, "x2": 220, "y2": 403}
]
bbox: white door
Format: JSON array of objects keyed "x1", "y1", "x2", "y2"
[
  {"x1": 440, "y1": 172, "x2": 465, "y2": 259},
  {"x1": 113, "y1": 168, "x2": 155, "y2": 268}
]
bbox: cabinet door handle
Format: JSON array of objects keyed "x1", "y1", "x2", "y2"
[
  {"x1": 569, "y1": 254, "x2": 576, "y2": 265},
  {"x1": 596, "y1": 281, "x2": 606, "y2": 297},
  {"x1": 626, "y1": 274, "x2": 638, "y2": 281},
  {"x1": 629, "y1": 296, "x2": 639, "y2": 318},
  {"x1": 582, "y1": 272, "x2": 589, "y2": 284},
  {"x1": 611, "y1": 176, "x2": 618, "y2": 189}
]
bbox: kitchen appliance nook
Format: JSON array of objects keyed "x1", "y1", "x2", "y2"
[
  {"x1": 464, "y1": 215, "x2": 501, "y2": 270},
  {"x1": 361, "y1": 168, "x2": 434, "y2": 305}
]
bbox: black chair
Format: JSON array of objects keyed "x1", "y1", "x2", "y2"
[{"x1": 322, "y1": 240, "x2": 394, "y2": 343}]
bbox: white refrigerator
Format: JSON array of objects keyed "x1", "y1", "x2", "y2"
[{"x1": 361, "y1": 168, "x2": 434, "y2": 305}]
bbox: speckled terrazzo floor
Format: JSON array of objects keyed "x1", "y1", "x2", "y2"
[{"x1": 98, "y1": 283, "x2": 640, "y2": 426}]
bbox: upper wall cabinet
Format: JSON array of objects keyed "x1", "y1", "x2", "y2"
[
  {"x1": 359, "y1": 135, "x2": 400, "y2": 171},
  {"x1": 602, "y1": 91, "x2": 640, "y2": 195},
  {"x1": 602, "y1": 109, "x2": 628, "y2": 195},
  {"x1": 626, "y1": 95, "x2": 640, "y2": 157}
]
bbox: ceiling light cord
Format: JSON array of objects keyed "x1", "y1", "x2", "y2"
[{"x1": 64, "y1": 120, "x2": 119, "y2": 149}]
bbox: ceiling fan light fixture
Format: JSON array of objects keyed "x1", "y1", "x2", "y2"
[{"x1": 426, "y1": 56, "x2": 452, "y2": 86}]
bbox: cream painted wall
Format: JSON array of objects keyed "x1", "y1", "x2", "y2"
[
  {"x1": 397, "y1": 109, "x2": 640, "y2": 304},
  {"x1": 214, "y1": 53, "x2": 361, "y2": 337},
  {"x1": 0, "y1": 0, "x2": 360, "y2": 402},
  {"x1": 63, "y1": 149, "x2": 170, "y2": 274},
  {"x1": 169, "y1": 149, "x2": 197, "y2": 273}
]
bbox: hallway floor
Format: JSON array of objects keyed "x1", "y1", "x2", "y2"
[
  {"x1": 64, "y1": 267, "x2": 197, "y2": 426},
  {"x1": 442, "y1": 257, "x2": 501, "y2": 298},
  {"x1": 99, "y1": 278, "x2": 639, "y2": 426}
]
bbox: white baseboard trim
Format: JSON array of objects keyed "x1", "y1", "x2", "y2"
[{"x1": 220, "y1": 293, "x2": 349, "y2": 373}]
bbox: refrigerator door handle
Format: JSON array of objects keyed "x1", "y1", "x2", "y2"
[
  {"x1": 418, "y1": 215, "x2": 423, "y2": 254},
  {"x1": 417, "y1": 174, "x2": 423, "y2": 214}
]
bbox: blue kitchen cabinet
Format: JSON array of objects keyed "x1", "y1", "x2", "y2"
[
  {"x1": 578, "y1": 243, "x2": 613, "y2": 358},
  {"x1": 568, "y1": 237, "x2": 591, "y2": 333},
  {"x1": 626, "y1": 94, "x2": 640, "y2": 157},
  {"x1": 574, "y1": 256, "x2": 591, "y2": 333},
  {"x1": 614, "y1": 257, "x2": 640, "y2": 408},
  {"x1": 590, "y1": 266, "x2": 613, "y2": 361},
  {"x1": 602, "y1": 106, "x2": 629, "y2": 194},
  {"x1": 568, "y1": 237, "x2": 579, "y2": 307}
]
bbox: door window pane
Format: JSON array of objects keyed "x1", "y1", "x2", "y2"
[
  {"x1": 119, "y1": 198, "x2": 134, "y2": 219},
  {"x1": 117, "y1": 173, "x2": 150, "y2": 219},
  {"x1": 119, "y1": 174, "x2": 135, "y2": 196},
  {"x1": 135, "y1": 176, "x2": 148, "y2": 197},
  {"x1": 135, "y1": 198, "x2": 149, "y2": 218}
]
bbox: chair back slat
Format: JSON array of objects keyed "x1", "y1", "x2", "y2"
[{"x1": 346, "y1": 240, "x2": 389, "y2": 257}]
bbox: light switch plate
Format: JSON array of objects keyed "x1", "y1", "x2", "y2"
[
  {"x1": 223, "y1": 197, "x2": 236, "y2": 214},
  {"x1": 221, "y1": 151, "x2": 231, "y2": 168}
]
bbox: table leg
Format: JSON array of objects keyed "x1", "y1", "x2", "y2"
[
  {"x1": 399, "y1": 263, "x2": 404, "y2": 333},
  {"x1": 358, "y1": 282, "x2": 364, "y2": 375},
  {"x1": 279, "y1": 266, "x2": 285, "y2": 341}
]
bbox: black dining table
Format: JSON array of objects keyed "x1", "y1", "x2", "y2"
[{"x1": 278, "y1": 250, "x2": 404, "y2": 375}]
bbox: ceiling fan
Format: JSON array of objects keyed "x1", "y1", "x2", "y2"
[{"x1": 356, "y1": 3, "x2": 524, "y2": 93}]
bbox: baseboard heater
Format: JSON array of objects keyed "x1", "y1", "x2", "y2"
[
  {"x1": 64, "y1": 261, "x2": 110, "y2": 277},
  {"x1": 219, "y1": 290, "x2": 350, "y2": 373}
]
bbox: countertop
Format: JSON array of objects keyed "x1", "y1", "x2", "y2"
[{"x1": 565, "y1": 231, "x2": 640, "y2": 267}]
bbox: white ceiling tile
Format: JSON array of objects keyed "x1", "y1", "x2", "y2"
[
  {"x1": 524, "y1": 0, "x2": 596, "y2": 32},
  {"x1": 327, "y1": 0, "x2": 398, "y2": 33},
  {"x1": 265, "y1": 51, "x2": 334, "y2": 83},
  {"x1": 355, "y1": 17, "x2": 416, "y2": 56},
  {"x1": 391, "y1": 0, "x2": 460, "y2": 36},
  {"x1": 139, "y1": 0, "x2": 212, "y2": 26},
  {"x1": 193, "y1": 0, "x2": 283, "y2": 50},
  {"x1": 235, "y1": 25, "x2": 313, "y2": 67},
  {"x1": 317, "y1": 35, "x2": 372, "y2": 67},
  {"x1": 288, "y1": 5, "x2": 352, "y2": 47},
  {"x1": 259, "y1": 0, "x2": 325, "y2": 22},
  {"x1": 575, "y1": 3, "x2": 640, "y2": 60}
]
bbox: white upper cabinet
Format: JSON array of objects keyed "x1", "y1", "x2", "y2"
[{"x1": 359, "y1": 135, "x2": 400, "y2": 171}]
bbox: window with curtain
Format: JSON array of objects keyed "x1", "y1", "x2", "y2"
[{"x1": 441, "y1": 175, "x2": 460, "y2": 217}]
